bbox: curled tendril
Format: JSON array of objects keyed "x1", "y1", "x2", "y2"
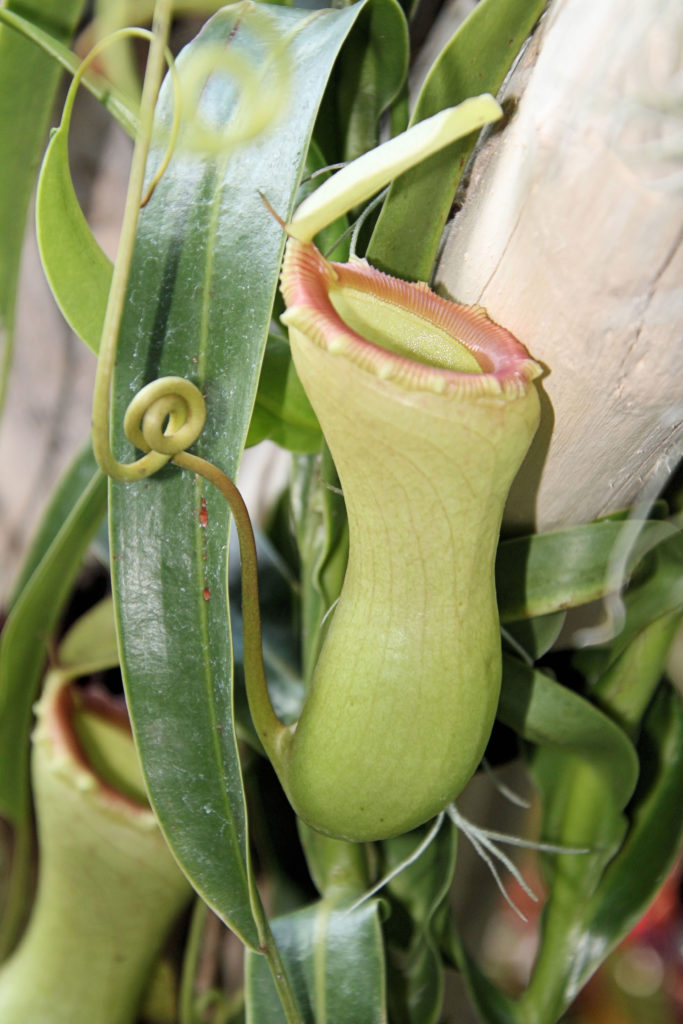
[
  {"x1": 175, "y1": 31, "x2": 292, "y2": 155},
  {"x1": 64, "y1": 27, "x2": 180, "y2": 207},
  {"x1": 91, "y1": 2, "x2": 295, "y2": 484},
  {"x1": 122, "y1": 377, "x2": 207, "y2": 465}
]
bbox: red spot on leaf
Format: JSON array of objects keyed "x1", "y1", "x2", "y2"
[
  {"x1": 203, "y1": 587, "x2": 211, "y2": 601},
  {"x1": 199, "y1": 497, "x2": 208, "y2": 528}
]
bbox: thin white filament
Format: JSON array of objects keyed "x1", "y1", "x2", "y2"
[{"x1": 345, "y1": 812, "x2": 445, "y2": 914}]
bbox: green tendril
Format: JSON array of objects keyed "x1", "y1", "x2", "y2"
[{"x1": 87, "y1": 1, "x2": 194, "y2": 483}]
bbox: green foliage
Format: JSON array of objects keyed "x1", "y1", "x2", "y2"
[
  {"x1": 1, "y1": 0, "x2": 681, "y2": 1021},
  {"x1": 108, "y1": 0, "x2": 367, "y2": 948},
  {"x1": 368, "y1": 0, "x2": 548, "y2": 280},
  {"x1": 245, "y1": 900, "x2": 386, "y2": 1022},
  {"x1": 0, "y1": 0, "x2": 88, "y2": 417}
]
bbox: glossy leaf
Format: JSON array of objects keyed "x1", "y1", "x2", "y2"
[
  {"x1": 0, "y1": 8, "x2": 137, "y2": 136},
  {"x1": 502, "y1": 610, "x2": 566, "y2": 660},
  {"x1": 603, "y1": 528, "x2": 683, "y2": 663},
  {"x1": 245, "y1": 335, "x2": 321, "y2": 452},
  {"x1": 290, "y1": 448, "x2": 349, "y2": 685},
  {"x1": 367, "y1": 0, "x2": 547, "y2": 279},
  {"x1": 571, "y1": 526, "x2": 683, "y2": 686},
  {"x1": 519, "y1": 683, "x2": 683, "y2": 1020},
  {"x1": 382, "y1": 822, "x2": 458, "y2": 1024},
  {"x1": 577, "y1": 684, "x2": 683, "y2": 982},
  {"x1": 7, "y1": 441, "x2": 104, "y2": 606},
  {"x1": 498, "y1": 655, "x2": 639, "y2": 809},
  {"x1": 518, "y1": 606, "x2": 679, "y2": 1024},
  {"x1": 316, "y1": 0, "x2": 409, "y2": 164},
  {"x1": 0, "y1": 443, "x2": 106, "y2": 823},
  {"x1": 36, "y1": 120, "x2": 114, "y2": 352},
  {"x1": 0, "y1": 0, "x2": 87, "y2": 417},
  {"x1": 244, "y1": 900, "x2": 386, "y2": 1024},
  {"x1": 56, "y1": 597, "x2": 119, "y2": 676},
  {"x1": 109, "y1": 1, "x2": 366, "y2": 948},
  {"x1": 496, "y1": 518, "x2": 677, "y2": 622}
]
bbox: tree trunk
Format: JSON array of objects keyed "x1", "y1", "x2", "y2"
[{"x1": 435, "y1": 0, "x2": 683, "y2": 532}]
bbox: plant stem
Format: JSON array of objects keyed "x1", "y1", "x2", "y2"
[
  {"x1": 0, "y1": 802, "x2": 33, "y2": 962},
  {"x1": 173, "y1": 451, "x2": 300, "y2": 1021},
  {"x1": 254, "y1": 910, "x2": 302, "y2": 1024},
  {"x1": 91, "y1": 0, "x2": 175, "y2": 481},
  {"x1": 593, "y1": 611, "x2": 681, "y2": 737},
  {"x1": 174, "y1": 452, "x2": 289, "y2": 762}
]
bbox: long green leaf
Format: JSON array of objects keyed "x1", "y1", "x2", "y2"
[
  {"x1": 0, "y1": 443, "x2": 106, "y2": 823},
  {"x1": 36, "y1": 121, "x2": 115, "y2": 352},
  {"x1": 382, "y1": 822, "x2": 458, "y2": 1024},
  {"x1": 519, "y1": 683, "x2": 683, "y2": 1020},
  {"x1": 0, "y1": 0, "x2": 87, "y2": 418},
  {"x1": 367, "y1": 0, "x2": 547, "y2": 279},
  {"x1": 290, "y1": 448, "x2": 349, "y2": 685},
  {"x1": 109, "y1": 1, "x2": 366, "y2": 948},
  {"x1": 7, "y1": 440, "x2": 105, "y2": 606},
  {"x1": 56, "y1": 596, "x2": 119, "y2": 676},
  {"x1": 496, "y1": 518, "x2": 677, "y2": 622},
  {"x1": 245, "y1": 335, "x2": 321, "y2": 452},
  {"x1": 578, "y1": 684, "x2": 683, "y2": 983},
  {"x1": 316, "y1": 0, "x2": 408, "y2": 164},
  {"x1": 244, "y1": 900, "x2": 386, "y2": 1024},
  {"x1": 498, "y1": 656, "x2": 639, "y2": 810},
  {"x1": 0, "y1": 8, "x2": 137, "y2": 136}
]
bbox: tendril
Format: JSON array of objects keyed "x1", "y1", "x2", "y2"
[
  {"x1": 90, "y1": 0, "x2": 183, "y2": 482},
  {"x1": 117, "y1": 376, "x2": 207, "y2": 475}
]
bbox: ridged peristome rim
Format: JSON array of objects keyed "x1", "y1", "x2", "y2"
[
  {"x1": 281, "y1": 240, "x2": 541, "y2": 399},
  {"x1": 42, "y1": 680, "x2": 151, "y2": 815}
]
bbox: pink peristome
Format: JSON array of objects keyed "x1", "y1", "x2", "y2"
[
  {"x1": 281, "y1": 240, "x2": 541, "y2": 398},
  {"x1": 48, "y1": 682, "x2": 150, "y2": 815}
]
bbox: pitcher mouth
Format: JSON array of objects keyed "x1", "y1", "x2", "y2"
[{"x1": 281, "y1": 240, "x2": 541, "y2": 399}]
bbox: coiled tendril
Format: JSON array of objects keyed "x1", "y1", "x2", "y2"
[{"x1": 121, "y1": 377, "x2": 206, "y2": 471}]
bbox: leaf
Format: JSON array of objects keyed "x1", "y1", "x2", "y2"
[
  {"x1": 109, "y1": 1, "x2": 367, "y2": 948},
  {"x1": 244, "y1": 900, "x2": 386, "y2": 1024},
  {"x1": 0, "y1": 8, "x2": 137, "y2": 135},
  {"x1": 36, "y1": 118, "x2": 114, "y2": 351},
  {"x1": 7, "y1": 440, "x2": 105, "y2": 606},
  {"x1": 316, "y1": 0, "x2": 409, "y2": 164},
  {"x1": 496, "y1": 518, "x2": 678, "y2": 622},
  {"x1": 245, "y1": 335, "x2": 321, "y2": 452},
  {"x1": 0, "y1": 0, "x2": 88, "y2": 418},
  {"x1": 604, "y1": 529, "x2": 683, "y2": 663},
  {"x1": 578, "y1": 684, "x2": 683, "y2": 981},
  {"x1": 56, "y1": 597, "x2": 119, "y2": 676},
  {"x1": 571, "y1": 527, "x2": 683, "y2": 687},
  {"x1": 518, "y1": 684, "x2": 683, "y2": 1020},
  {"x1": 367, "y1": 0, "x2": 547, "y2": 280},
  {"x1": 0, "y1": 443, "x2": 106, "y2": 823},
  {"x1": 290, "y1": 448, "x2": 349, "y2": 684},
  {"x1": 502, "y1": 610, "x2": 566, "y2": 660},
  {"x1": 381, "y1": 822, "x2": 458, "y2": 1024},
  {"x1": 498, "y1": 655, "x2": 639, "y2": 810}
]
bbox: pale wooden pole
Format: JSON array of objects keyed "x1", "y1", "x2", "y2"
[{"x1": 436, "y1": 0, "x2": 683, "y2": 532}]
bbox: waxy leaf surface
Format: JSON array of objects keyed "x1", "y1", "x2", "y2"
[
  {"x1": 245, "y1": 900, "x2": 386, "y2": 1023},
  {"x1": 109, "y1": 1, "x2": 365, "y2": 947},
  {"x1": 0, "y1": 0, "x2": 87, "y2": 415},
  {"x1": 368, "y1": 0, "x2": 547, "y2": 280}
]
